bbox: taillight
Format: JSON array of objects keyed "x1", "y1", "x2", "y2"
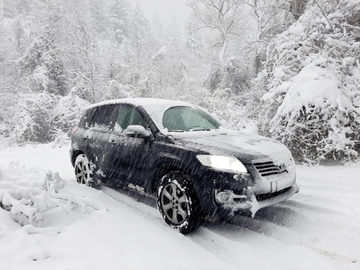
[{"x1": 70, "y1": 127, "x2": 79, "y2": 136}]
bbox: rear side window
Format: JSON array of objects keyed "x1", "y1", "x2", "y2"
[
  {"x1": 115, "y1": 105, "x2": 146, "y2": 133},
  {"x1": 79, "y1": 108, "x2": 95, "y2": 129},
  {"x1": 81, "y1": 105, "x2": 117, "y2": 130}
]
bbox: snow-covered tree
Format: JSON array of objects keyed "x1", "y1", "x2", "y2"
[
  {"x1": 20, "y1": 36, "x2": 67, "y2": 96},
  {"x1": 12, "y1": 93, "x2": 58, "y2": 143},
  {"x1": 125, "y1": 3, "x2": 152, "y2": 88},
  {"x1": 62, "y1": 1, "x2": 98, "y2": 102},
  {"x1": 0, "y1": 0, "x2": 21, "y2": 133},
  {"x1": 242, "y1": 0, "x2": 295, "y2": 73},
  {"x1": 290, "y1": 0, "x2": 309, "y2": 19},
  {"x1": 108, "y1": 0, "x2": 131, "y2": 44},
  {"x1": 89, "y1": 0, "x2": 108, "y2": 36},
  {"x1": 257, "y1": 0, "x2": 360, "y2": 163},
  {"x1": 188, "y1": 0, "x2": 248, "y2": 61},
  {"x1": 51, "y1": 90, "x2": 90, "y2": 137},
  {"x1": 183, "y1": 21, "x2": 210, "y2": 89}
]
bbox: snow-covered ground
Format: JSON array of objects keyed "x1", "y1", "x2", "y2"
[{"x1": 0, "y1": 143, "x2": 359, "y2": 270}]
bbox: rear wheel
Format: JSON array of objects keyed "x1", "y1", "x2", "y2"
[
  {"x1": 157, "y1": 172, "x2": 201, "y2": 234},
  {"x1": 74, "y1": 154, "x2": 95, "y2": 187}
]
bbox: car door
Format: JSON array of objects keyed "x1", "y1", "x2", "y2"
[
  {"x1": 84, "y1": 104, "x2": 117, "y2": 177},
  {"x1": 103, "y1": 104, "x2": 155, "y2": 189}
]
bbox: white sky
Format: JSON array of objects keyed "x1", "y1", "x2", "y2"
[{"x1": 130, "y1": 0, "x2": 191, "y2": 29}]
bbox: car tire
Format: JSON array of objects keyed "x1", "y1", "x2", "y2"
[
  {"x1": 74, "y1": 154, "x2": 96, "y2": 188},
  {"x1": 157, "y1": 171, "x2": 201, "y2": 234}
]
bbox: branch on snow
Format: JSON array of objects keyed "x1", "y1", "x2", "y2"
[{"x1": 0, "y1": 168, "x2": 103, "y2": 233}]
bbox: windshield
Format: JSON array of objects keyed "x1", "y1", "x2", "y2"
[{"x1": 162, "y1": 106, "x2": 220, "y2": 132}]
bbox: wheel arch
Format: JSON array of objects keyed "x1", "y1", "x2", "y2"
[
  {"x1": 150, "y1": 158, "x2": 202, "y2": 195},
  {"x1": 150, "y1": 163, "x2": 185, "y2": 194},
  {"x1": 71, "y1": 150, "x2": 84, "y2": 166}
]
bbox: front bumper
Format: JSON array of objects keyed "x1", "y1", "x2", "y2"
[
  {"x1": 193, "y1": 166, "x2": 299, "y2": 217},
  {"x1": 215, "y1": 183, "x2": 300, "y2": 216}
]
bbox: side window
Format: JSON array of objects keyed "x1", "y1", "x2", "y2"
[
  {"x1": 115, "y1": 105, "x2": 146, "y2": 133},
  {"x1": 89, "y1": 105, "x2": 116, "y2": 130},
  {"x1": 81, "y1": 108, "x2": 96, "y2": 129},
  {"x1": 131, "y1": 109, "x2": 146, "y2": 127},
  {"x1": 78, "y1": 111, "x2": 87, "y2": 128}
]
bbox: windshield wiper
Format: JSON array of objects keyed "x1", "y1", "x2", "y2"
[
  {"x1": 189, "y1": 128, "x2": 211, "y2": 131},
  {"x1": 168, "y1": 130, "x2": 185, "y2": 132}
]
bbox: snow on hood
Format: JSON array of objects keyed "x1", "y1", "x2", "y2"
[{"x1": 170, "y1": 129, "x2": 293, "y2": 164}]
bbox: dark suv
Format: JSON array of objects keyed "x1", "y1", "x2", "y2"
[{"x1": 70, "y1": 98, "x2": 299, "y2": 233}]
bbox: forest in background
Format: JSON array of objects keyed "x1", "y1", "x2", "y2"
[{"x1": 0, "y1": 0, "x2": 359, "y2": 164}]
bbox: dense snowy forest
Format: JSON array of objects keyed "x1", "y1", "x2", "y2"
[{"x1": 0, "y1": 0, "x2": 359, "y2": 164}]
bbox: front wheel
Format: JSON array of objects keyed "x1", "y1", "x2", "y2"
[
  {"x1": 157, "y1": 172, "x2": 201, "y2": 234},
  {"x1": 74, "y1": 154, "x2": 95, "y2": 187}
]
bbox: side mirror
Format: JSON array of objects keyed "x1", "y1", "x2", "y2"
[{"x1": 125, "y1": 125, "x2": 151, "y2": 138}]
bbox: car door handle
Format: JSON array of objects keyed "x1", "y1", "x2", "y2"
[{"x1": 109, "y1": 136, "x2": 117, "y2": 144}]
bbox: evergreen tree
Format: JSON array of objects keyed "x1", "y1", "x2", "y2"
[
  {"x1": 125, "y1": 3, "x2": 152, "y2": 90},
  {"x1": 89, "y1": 0, "x2": 108, "y2": 36},
  {"x1": 20, "y1": 36, "x2": 67, "y2": 96},
  {"x1": 108, "y1": 0, "x2": 130, "y2": 44}
]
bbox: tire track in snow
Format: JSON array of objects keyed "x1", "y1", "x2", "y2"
[
  {"x1": 98, "y1": 171, "x2": 360, "y2": 270},
  {"x1": 187, "y1": 226, "x2": 271, "y2": 270},
  {"x1": 101, "y1": 187, "x2": 164, "y2": 224},
  {"x1": 251, "y1": 201, "x2": 360, "y2": 265},
  {"x1": 100, "y1": 186, "x2": 342, "y2": 270},
  {"x1": 101, "y1": 186, "x2": 288, "y2": 268},
  {"x1": 101, "y1": 187, "x2": 241, "y2": 269}
]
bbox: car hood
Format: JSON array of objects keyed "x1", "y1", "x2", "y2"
[{"x1": 170, "y1": 129, "x2": 292, "y2": 164}]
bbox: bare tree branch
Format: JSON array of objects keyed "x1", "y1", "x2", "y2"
[{"x1": 313, "y1": 0, "x2": 334, "y2": 32}]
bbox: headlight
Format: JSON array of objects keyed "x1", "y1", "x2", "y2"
[{"x1": 196, "y1": 155, "x2": 247, "y2": 173}]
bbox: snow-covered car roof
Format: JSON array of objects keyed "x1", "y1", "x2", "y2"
[{"x1": 88, "y1": 98, "x2": 198, "y2": 132}]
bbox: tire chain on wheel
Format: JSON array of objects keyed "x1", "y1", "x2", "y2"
[
  {"x1": 157, "y1": 171, "x2": 202, "y2": 234},
  {"x1": 74, "y1": 154, "x2": 97, "y2": 188}
]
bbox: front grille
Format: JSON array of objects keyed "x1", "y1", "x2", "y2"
[
  {"x1": 253, "y1": 161, "x2": 287, "y2": 177},
  {"x1": 256, "y1": 187, "x2": 291, "y2": 201}
]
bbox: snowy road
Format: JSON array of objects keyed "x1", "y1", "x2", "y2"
[{"x1": 0, "y1": 143, "x2": 359, "y2": 270}]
